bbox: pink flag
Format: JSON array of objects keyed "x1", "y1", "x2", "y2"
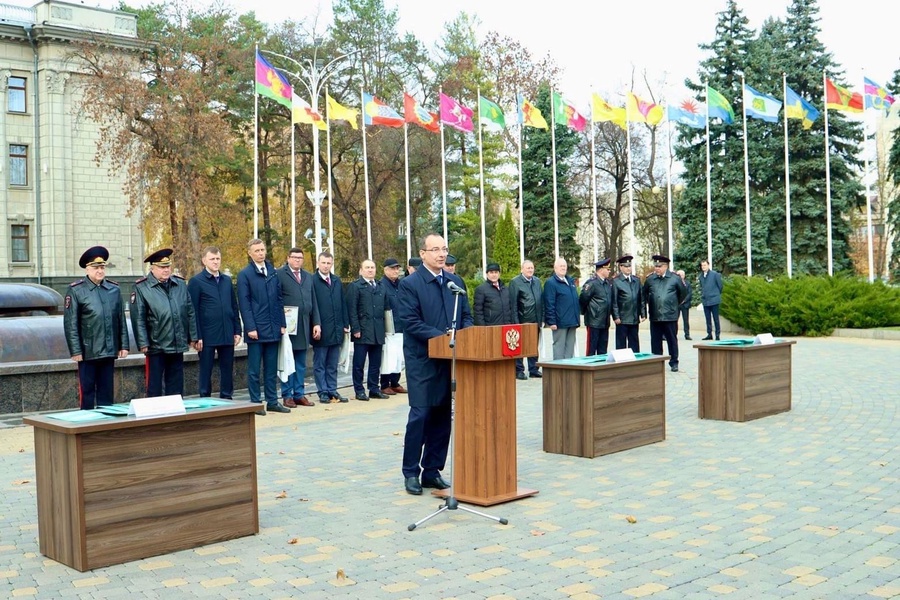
[{"x1": 439, "y1": 93, "x2": 474, "y2": 133}]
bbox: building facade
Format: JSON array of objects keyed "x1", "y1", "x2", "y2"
[{"x1": 1, "y1": 1, "x2": 144, "y2": 297}]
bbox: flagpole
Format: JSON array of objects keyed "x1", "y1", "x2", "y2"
[
  {"x1": 626, "y1": 94, "x2": 636, "y2": 261},
  {"x1": 741, "y1": 76, "x2": 752, "y2": 276},
  {"x1": 590, "y1": 100, "x2": 598, "y2": 262},
  {"x1": 477, "y1": 89, "x2": 487, "y2": 275},
  {"x1": 550, "y1": 88, "x2": 560, "y2": 259},
  {"x1": 325, "y1": 87, "x2": 334, "y2": 257},
  {"x1": 823, "y1": 70, "x2": 834, "y2": 276},
  {"x1": 705, "y1": 84, "x2": 713, "y2": 268},
  {"x1": 517, "y1": 96, "x2": 525, "y2": 264},
  {"x1": 290, "y1": 108, "x2": 296, "y2": 248},
  {"x1": 862, "y1": 73, "x2": 875, "y2": 282},
  {"x1": 782, "y1": 73, "x2": 793, "y2": 278},
  {"x1": 253, "y1": 45, "x2": 259, "y2": 239},
  {"x1": 361, "y1": 85, "x2": 373, "y2": 259},
  {"x1": 665, "y1": 115, "x2": 674, "y2": 268},
  {"x1": 404, "y1": 121, "x2": 412, "y2": 262},
  {"x1": 311, "y1": 96, "x2": 322, "y2": 258},
  {"x1": 440, "y1": 87, "x2": 448, "y2": 242}
]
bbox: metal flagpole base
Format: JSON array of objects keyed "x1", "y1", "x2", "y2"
[{"x1": 408, "y1": 494, "x2": 508, "y2": 531}]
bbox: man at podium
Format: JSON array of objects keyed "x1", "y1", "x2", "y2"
[{"x1": 396, "y1": 234, "x2": 474, "y2": 496}]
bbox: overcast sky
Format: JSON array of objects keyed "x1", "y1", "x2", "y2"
[{"x1": 17, "y1": 0, "x2": 896, "y2": 111}]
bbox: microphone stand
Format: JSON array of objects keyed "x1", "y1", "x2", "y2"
[{"x1": 408, "y1": 286, "x2": 508, "y2": 531}]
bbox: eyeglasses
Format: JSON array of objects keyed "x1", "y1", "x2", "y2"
[{"x1": 423, "y1": 247, "x2": 449, "y2": 254}]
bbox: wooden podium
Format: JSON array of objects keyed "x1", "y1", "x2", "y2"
[{"x1": 428, "y1": 324, "x2": 539, "y2": 506}]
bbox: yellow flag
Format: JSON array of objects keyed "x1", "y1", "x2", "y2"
[
  {"x1": 626, "y1": 92, "x2": 664, "y2": 125},
  {"x1": 326, "y1": 94, "x2": 359, "y2": 130},
  {"x1": 591, "y1": 93, "x2": 626, "y2": 130},
  {"x1": 291, "y1": 93, "x2": 326, "y2": 130}
]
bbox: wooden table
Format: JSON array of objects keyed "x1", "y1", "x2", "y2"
[
  {"x1": 538, "y1": 355, "x2": 668, "y2": 458},
  {"x1": 24, "y1": 402, "x2": 259, "y2": 571},
  {"x1": 695, "y1": 340, "x2": 796, "y2": 422}
]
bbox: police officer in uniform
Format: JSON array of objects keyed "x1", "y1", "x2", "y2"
[
  {"x1": 580, "y1": 258, "x2": 613, "y2": 355},
  {"x1": 643, "y1": 254, "x2": 687, "y2": 372},
  {"x1": 131, "y1": 248, "x2": 199, "y2": 396},
  {"x1": 611, "y1": 254, "x2": 645, "y2": 351},
  {"x1": 63, "y1": 246, "x2": 130, "y2": 409}
]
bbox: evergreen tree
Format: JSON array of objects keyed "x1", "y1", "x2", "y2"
[
  {"x1": 492, "y1": 204, "x2": 520, "y2": 278},
  {"x1": 520, "y1": 86, "x2": 582, "y2": 279},
  {"x1": 675, "y1": 0, "x2": 756, "y2": 275},
  {"x1": 886, "y1": 66, "x2": 900, "y2": 280}
]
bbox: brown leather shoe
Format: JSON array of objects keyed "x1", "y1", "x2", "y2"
[
  {"x1": 296, "y1": 397, "x2": 315, "y2": 407},
  {"x1": 282, "y1": 398, "x2": 298, "y2": 408},
  {"x1": 391, "y1": 386, "x2": 408, "y2": 394},
  {"x1": 380, "y1": 387, "x2": 397, "y2": 395}
]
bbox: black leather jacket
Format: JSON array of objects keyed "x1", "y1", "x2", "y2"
[
  {"x1": 643, "y1": 270, "x2": 687, "y2": 322},
  {"x1": 579, "y1": 276, "x2": 613, "y2": 329},
  {"x1": 508, "y1": 274, "x2": 543, "y2": 325},
  {"x1": 611, "y1": 274, "x2": 645, "y2": 324},
  {"x1": 130, "y1": 273, "x2": 198, "y2": 354},
  {"x1": 63, "y1": 277, "x2": 130, "y2": 360}
]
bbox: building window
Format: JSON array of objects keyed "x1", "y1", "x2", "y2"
[
  {"x1": 11, "y1": 224, "x2": 30, "y2": 262},
  {"x1": 8, "y1": 77, "x2": 26, "y2": 113},
  {"x1": 9, "y1": 145, "x2": 27, "y2": 186}
]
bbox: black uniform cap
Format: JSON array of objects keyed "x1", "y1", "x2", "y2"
[
  {"x1": 144, "y1": 248, "x2": 174, "y2": 266},
  {"x1": 79, "y1": 246, "x2": 109, "y2": 269}
]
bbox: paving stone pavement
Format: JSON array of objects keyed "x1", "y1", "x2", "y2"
[{"x1": 1, "y1": 332, "x2": 898, "y2": 599}]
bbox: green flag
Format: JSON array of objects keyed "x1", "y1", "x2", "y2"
[{"x1": 479, "y1": 95, "x2": 506, "y2": 131}]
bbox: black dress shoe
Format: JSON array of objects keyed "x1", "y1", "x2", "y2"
[
  {"x1": 422, "y1": 475, "x2": 451, "y2": 490},
  {"x1": 369, "y1": 391, "x2": 390, "y2": 399},
  {"x1": 715, "y1": 335, "x2": 720, "y2": 340},
  {"x1": 685, "y1": 335, "x2": 692, "y2": 340},
  {"x1": 404, "y1": 477, "x2": 423, "y2": 495},
  {"x1": 529, "y1": 371, "x2": 543, "y2": 378},
  {"x1": 702, "y1": 335, "x2": 713, "y2": 340},
  {"x1": 254, "y1": 408, "x2": 266, "y2": 416},
  {"x1": 516, "y1": 372, "x2": 527, "y2": 380},
  {"x1": 355, "y1": 393, "x2": 369, "y2": 401},
  {"x1": 267, "y1": 403, "x2": 291, "y2": 413},
  {"x1": 332, "y1": 393, "x2": 350, "y2": 403},
  {"x1": 671, "y1": 366, "x2": 679, "y2": 372}
]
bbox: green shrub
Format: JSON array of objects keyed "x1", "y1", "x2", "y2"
[{"x1": 721, "y1": 274, "x2": 900, "y2": 337}]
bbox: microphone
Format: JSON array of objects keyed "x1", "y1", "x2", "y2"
[{"x1": 446, "y1": 280, "x2": 467, "y2": 296}]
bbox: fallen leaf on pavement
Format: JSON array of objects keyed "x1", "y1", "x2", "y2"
[
  {"x1": 626, "y1": 515, "x2": 637, "y2": 524},
  {"x1": 336, "y1": 569, "x2": 346, "y2": 580},
  {"x1": 288, "y1": 538, "x2": 299, "y2": 544},
  {"x1": 530, "y1": 530, "x2": 546, "y2": 536},
  {"x1": 275, "y1": 491, "x2": 287, "y2": 499},
  {"x1": 13, "y1": 479, "x2": 30, "y2": 485}
]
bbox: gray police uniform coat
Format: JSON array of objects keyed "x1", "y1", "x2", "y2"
[{"x1": 396, "y1": 266, "x2": 473, "y2": 408}]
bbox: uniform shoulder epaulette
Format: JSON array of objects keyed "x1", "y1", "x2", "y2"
[
  {"x1": 172, "y1": 274, "x2": 186, "y2": 281},
  {"x1": 135, "y1": 276, "x2": 147, "y2": 284},
  {"x1": 106, "y1": 279, "x2": 119, "y2": 286},
  {"x1": 69, "y1": 279, "x2": 84, "y2": 287}
]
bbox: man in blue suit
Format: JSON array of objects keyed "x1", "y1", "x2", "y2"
[
  {"x1": 188, "y1": 246, "x2": 242, "y2": 399},
  {"x1": 237, "y1": 239, "x2": 288, "y2": 415},
  {"x1": 699, "y1": 259, "x2": 724, "y2": 340},
  {"x1": 396, "y1": 234, "x2": 473, "y2": 496}
]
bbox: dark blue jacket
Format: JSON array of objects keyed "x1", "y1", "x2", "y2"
[
  {"x1": 311, "y1": 271, "x2": 349, "y2": 347},
  {"x1": 380, "y1": 275, "x2": 404, "y2": 333},
  {"x1": 543, "y1": 274, "x2": 580, "y2": 329},
  {"x1": 346, "y1": 277, "x2": 386, "y2": 346},
  {"x1": 237, "y1": 261, "x2": 285, "y2": 344},
  {"x1": 276, "y1": 265, "x2": 320, "y2": 350},
  {"x1": 397, "y1": 266, "x2": 473, "y2": 408},
  {"x1": 699, "y1": 269, "x2": 723, "y2": 306},
  {"x1": 188, "y1": 270, "x2": 241, "y2": 346}
]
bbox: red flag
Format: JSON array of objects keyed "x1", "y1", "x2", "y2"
[
  {"x1": 403, "y1": 93, "x2": 439, "y2": 133},
  {"x1": 825, "y1": 78, "x2": 863, "y2": 113}
]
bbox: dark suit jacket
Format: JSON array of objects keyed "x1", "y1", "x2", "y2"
[
  {"x1": 345, "y1": 277, "x2": 386, "y2": 346},
  {"x1": 237, "y1": 261, "x2": 285, "y2": 344},
  {"x1": 397, "y1": 266, "x2": 473, "y2": 408},
  {"x1": 188, "y1": 270, "x2": 241, "y2": 347},
  {"x1": 276, "y1": 266, "x2": 320, "y2": 350}
]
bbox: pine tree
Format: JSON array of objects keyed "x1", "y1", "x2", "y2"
[
  {"x1": 492, "y1": 204, "x2": 520, "y2": 278},
  {"x1": 520, "y1": 86, "x2": 582, "y2": 279},
  {"x1": 886, "y1": 66, "x2": 900, "y2": 280}
]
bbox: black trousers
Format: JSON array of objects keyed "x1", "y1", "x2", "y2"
[
  {"x1": 380, "y1": 371, "x2": 401, "y2": 389},
  {"x1": 146, "y1": 352, "x2": 184, "y2": 397},
  {"x1": 678, "y1": 306, "x2": 691, "y2": 337},
  {"x1": 615, "y1": 323, "x2": 641, "y2": 352},
  {"x1": 586, "y1": 326, "x2": 610, "y2": 355},
  {"x1": 402, "y1": 403, "x2": 452, "y2": 480},
  {"x1": 515, "y1": 356, "x2": 540, "y2": 375},
  {"x1": 77, "y1": 357, "x2": 115, "y2": 409},
  {"x1": 352, "y1": 342, "x2": 383, "y2": 394},
  {"x1": 197, "y1": 344, "x2": 235, "y2": 398},
  {"x1": 649, "y1": 320, "x2": 679, "y2": 368}
]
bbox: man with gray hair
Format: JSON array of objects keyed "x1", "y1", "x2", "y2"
[
  {"x1": 508, "y1": 259, "x2": 543, "y2": 379},
  {"x1": 542, "y1": 257, "x2": 580, "y2": 360}
]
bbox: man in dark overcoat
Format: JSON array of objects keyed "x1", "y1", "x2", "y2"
[
  {"x1": 378, "y1": 258, "x2": 406, "y2": 395},
  {"x1": 611, "y1": 254, "x2": 645, "y2": 351},
  {"x1": 311, "y1": 252, "x2": 350, "y2": 404},
  {"x1": 188, "y1": 246, "x2": 242, "y2": 399},
  {"x1": 345, "y1": 259, "x2": 388, "y2": 401},
  {"x1": 396, "y1": 233, "x2": 473, "y2": 495},
  {"x1": 643, "y1": 254, "x2": 687, "y2": 372},
  {"x1": 508, "y1": 259, "x2": 543, "y2": 379},
  {"x1": 276, "y1": 247, "x2": 321, "y2": 407},
  {"x1": 473, "y1": 263, "x2": 513, "y2": 326}
]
